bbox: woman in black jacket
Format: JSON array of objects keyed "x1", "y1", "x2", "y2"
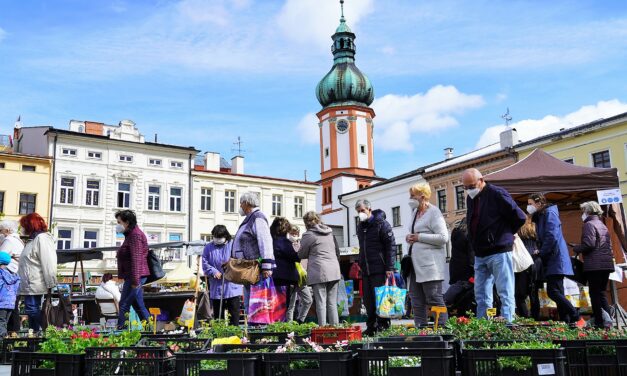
[
  {"x1": 444, "y1": 218, "x2": 476, "y2": 314},
  {"x1": 516, "y1": 216, "x2": 540, "y2": 319},
  {"x1": 271, "y1": 217, "x2": 300, "y2": 319}
]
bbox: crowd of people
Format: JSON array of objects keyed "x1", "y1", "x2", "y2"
[{"x1": 0, "y1": 167, "x2": 618, "y2": 335}]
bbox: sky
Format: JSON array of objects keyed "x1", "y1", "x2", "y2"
[{"x1": 1, "y1": 0, "x2": 627, "y2": 181}]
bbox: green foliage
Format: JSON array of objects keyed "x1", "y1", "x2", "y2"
[
  {"x1": 388, "y1": 356, "x2": 421, "y2": 368},
  {"x1": 261, "y1": 321, "x2": 318, "y2": 336},
  {"x1": 200, "y1": 359, "x2": 227, "y2": 370},
  {"x1": 197, "y1": 319, "x2": 244, "y2": 339}
]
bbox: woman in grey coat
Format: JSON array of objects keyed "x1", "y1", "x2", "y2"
[
  {"x1": 298, "y1": 211, "x2": 341, "y2": 326},
  {"x1": 405, "y1": 183, "x2": 449, "y2": 326}
]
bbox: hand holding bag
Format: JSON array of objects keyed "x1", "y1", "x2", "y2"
[
  {"x1": 247, "y1": 278, "x2": 286, "y2": 324},
  {"x1": 375, "y1": 277, "x2": 407, "y2": 319}
]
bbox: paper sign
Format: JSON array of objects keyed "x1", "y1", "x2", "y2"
[
  {"x1": 609, "y1": 265, "x2": 624, "y2": 282},
  {"x1": 486, "y1": 308, "x2": 497, "y2": 317},
  {"x1": 149, "y1": 308, "x2": 161, "y2": 316},
  {"x1": 596, "y1": 189, "x2": 623, "y2": 205},
  {"x1": 537, "y1": 363, "x2": 556, "y2": 375}
]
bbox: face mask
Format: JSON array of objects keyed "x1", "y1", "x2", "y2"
[
  {"x1": 527, "y1": 205, "x2": 537, "y2": 215},
  {"x1": 213, "y1": 238, "x2": 226, "y2": 245},
  {"x1": 358, "y1": 212, "x2": 369, "y2": 222},
  {"x1": 238, "y1": 207, "x2": 246, "y2": 216},
  {"x1": 287, "y1": 234, "x2": 298, "y2": 242},
  {"x1": 408, "y1": 199, "x2": 421, "y2": 210},
  {"x1": 115, "y1": 224, "x2": 125, "y2": 234},
  {"x1": 581, "y1": 213, "x2": 588, "y2": 222},
  {"x1": 467, "y1": 188, "x2": 480, "y2": 199}
]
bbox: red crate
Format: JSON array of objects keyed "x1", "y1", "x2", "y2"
[{"x1": 311, "y1": 326, "x2": 362, "y2": 344}]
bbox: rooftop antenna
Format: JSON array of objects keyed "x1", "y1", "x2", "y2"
[
  {"x1": 232, "y1": 136, "x2": 246, "y2": 157},
  {"x1": 304, "y1": 170, "x2": 308, "y2": 182},
  {"x1": 340, "y1": 0, "x2": 345, "y2": 21},
  {"x1": 501, "y1": 107, "x2": 513, "y2": 127}
]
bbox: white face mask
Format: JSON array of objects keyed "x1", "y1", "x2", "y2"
[
  {"x1": 214, "y1": 238, "x2": 226, "y2": 245},
  {"x1": 467, "y1": 188, "x2": 480, "y2": 199},
  {"x1": 115, "y1": 224, "x2": 125, "y2": 234},
  {"x1": 287, "y1": 234, "x2": 299, "y2": 242},
  {"x1": 527, "y1": 205, "x2": 537, "y2": 215},
  {"x1": 238, "y1": 207, "x2": 246, "y2": 216},
  {"x1": 358, "y1": 212, "x2": 369, "y2": 222},
  {"x1": 408, "y1": 199, "x2": 421, "y2": 210},
  {"x1": 581, "y1": 213, "x2": 588, "y2": 222}
]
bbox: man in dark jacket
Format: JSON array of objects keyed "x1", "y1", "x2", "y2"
[
  {"x1": 462, "y1": 168, "x2": 526, "y2": 323},
  {"x1": 355, "y1": 199, "x2": 395, "y2": 335}
]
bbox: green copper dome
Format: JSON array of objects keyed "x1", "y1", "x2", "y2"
[{"x1": 316, "y1": 3, "x2": 373, "y2": 108}]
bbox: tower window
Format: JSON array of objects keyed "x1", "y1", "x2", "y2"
[
  {"x1": 324, "y1": 148, "x2": 330, "y2": 158},
  {"x1": 359, "y1": 144, "x2": 366, "y2": 154}
]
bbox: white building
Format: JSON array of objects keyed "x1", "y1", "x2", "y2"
[
  {"x1": 17, "y1": 120, "x2": 198, "y2": 273},
  {"x1": 191, "y1": 152, "x2": 318, "y2": 241}
]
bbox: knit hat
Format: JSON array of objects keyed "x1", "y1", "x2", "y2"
[{"x1": 0, "y1": 252, "x2": 10, "y2": 266}]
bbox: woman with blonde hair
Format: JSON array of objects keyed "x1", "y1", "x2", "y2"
[
  {"x1": 405, "y1": 182, "x2": 449, "y2": 327},
  {"x1": 298, "y1": 211, "x2": 341, "y2": 326}
]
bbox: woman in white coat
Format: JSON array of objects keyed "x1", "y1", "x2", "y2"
[{"x1": 405, "y1": 183, "x2": 449, "y2": 327}]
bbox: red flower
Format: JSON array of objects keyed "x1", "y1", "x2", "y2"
[
  {"x1": 578, "y1": 332, "x2": 586, "y2": 338},
  {"x1": 456, "y1": 317, "x2": 470, "y2": 325},
  {"x1": 468, "y1": 277, "x2": 475, "y2": 284}
]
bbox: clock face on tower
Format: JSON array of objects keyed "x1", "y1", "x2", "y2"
[{"x1": 336, "y1": 119, "x2": 349, "y2": 134}]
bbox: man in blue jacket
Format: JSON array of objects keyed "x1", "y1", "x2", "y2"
[
  {"x1": 462, "y1": 168, "x2": 526, "y2": 323},
  {"x1": 355, "y1": 199, "x2": 396, "y2": 336}
]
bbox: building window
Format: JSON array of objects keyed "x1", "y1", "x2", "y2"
[
  {"x1": 19, "y1": 193, "x2": 36, "y2": 214},
  {"x1": 200, "y1": 188, "x2": 212, "y2": 211},
  {"x1": 62, "y1": 148, "x2": 77, "y2": 156},
  {"x1": 147, "y1": 185, "x2": 161, "y2": 211},
  {"x1": 22, "y1": 165, "x2": 36, "y2": 172},
  {"x1": 169, "y1": 233, "x2": 183, "y2": 259},
  {"x1": 0, "y1": 163, "x2": 5, "y2": 168},
  {"x1": 87, "y1": 151, "x2": 101, "y2": 159},
  {"x1": 395, "y1": 244, "x2": 403, "y2": 264},
  {"x1": 437, "y1": 189, "x2": 447, "y2": 212},
  {"x1": 57, "y1": 229, "x2": 72, "y2": 250},
  {"x1": 324, "y1": 148, "x2": 329, "y2": 158},
  {"x1": 200, "y1": 234, "x2": 212, "y2": 242},
  {"x1": 294, "y1": 196, "x2": 304, "y2": 218},
  {"x1": 359, "y1": 144, "x2": 366, "y2": 154},
  {"x1": 272, "y1": 194, "x2": 283, "y2": 216},
  {"x1": 149, "y1": 158, "x2": 162, "y2": 167},
  {"x1": 83, "y1": 230, "x2": 98, "y2": 248},
  {"x1": 0, "y1": 191, "x2": 4, "y2": 213},
  {"x1": 169, "y1": 187, "x2": 182, "y2": 212},
  {"x1": 592, "y1": 150, "x2": 611, "y2": 168},
  {"x1": 59, "y1": 177, "x2": 75, "y2": 204},
  {"x1": 119, "y1": 155, "x2": 133, "y2": 163},
  {"x1": 455, "y1": 185, "x2": 466, "y2": 210},
  {"x1": 225, "y1": 190, "x2": 236, "y2": 213},
  {"x1": 117, "y1": 182, "x2": 131, "y2": 208},
  {"x1": 392, "y1": 206, "x2": 401, "y2": 227},
  {"x1": 147, "y1": 232, "x2": 160, "y2": 244},
  {"x1": 563, "y1": 158, "x2": 574, "y2": 164},
  {"x1": 85, "y1": 180, "x2": 100, "y2": 206},
  {"x1": 170, "y1": 161, "x2": 183, "y2": 169}
]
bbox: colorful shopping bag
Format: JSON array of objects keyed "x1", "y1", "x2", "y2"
[
  {"x1": 295, "y1": 262, "x2": 307, "y2": 287},
  {"x1": 248, "y1": 277, "x2": 287, "y2": 324},
  {"x1": 375, "y1": 277, "x2": 407, "y2": 319}
]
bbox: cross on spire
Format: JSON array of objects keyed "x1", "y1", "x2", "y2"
[{"x1": 502, "y1": 108, "x2": 513, "y2": 127}]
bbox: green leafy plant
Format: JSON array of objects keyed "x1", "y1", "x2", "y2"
[
  {"x1": 389, "y1": 356, "x2": 421, "y2": 368},
  {"x1": 200, "y1": 359, "x2": 227, "y2": 371},
  {"x1": 197, "y1": 319, "x2": 244, "y2": 339}
]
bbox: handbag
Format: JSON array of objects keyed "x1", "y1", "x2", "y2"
[
  {"x1": 41, "y1": 291, "x2": 73, "y2": 330},
  {"x1": 512, "y1": 234, "x2": 534, "y2": 273},
  {"x1": 401, "y1": 210, "x2": 420, "y2": 281},
  {"x1": 145, "y1": 250, "x2": 165, "y2": 283},
  {"x1": 222, "y1": 258, "x2": 260, "y2": 285},
  {"x1": 569, "y1": 256, "x2": 587, "y2": 285},
  {"x1": 197, "y1": 277, "x2": 213, "y2": 320}
]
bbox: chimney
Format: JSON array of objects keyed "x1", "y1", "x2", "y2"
[
  {"x1": 444, "y1": 147, "x2": 454, "y2": 160},
  {"x1": 499, "y1": 127, "x2": 519, "y2": 149},
  {"x1": 231, "y1": 155, "x2": 244, "y2": 174},
  {"x1": 204, "y1": 152, "x2": 221, "y2": 172}
]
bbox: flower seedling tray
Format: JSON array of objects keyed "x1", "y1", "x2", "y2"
[
  {"x1": 84, "y1": 346, "x2": 175, "y2": 376},
  {"x1": 0, "y1": 337, "x2": 43, "y2": 364},
  {"x1": 461, "y1": 348, "x2": 566, "y2": 376},
  {"x1": 247, "y1": 331, "x2": 310, "y2": 344},
  {"x1": 358, "y1": 346, "x2": 455, "y2": 376},
  {"x1": 11, "y1": 351, "x2": 85, "y2": 376},
  {"x1": 311, "y1": 326, "x2": 361, "y2": 344},
  {"x1": 139, "y1": 337, "x2": 210, "y2": 354},
  {"x1": 262, "y1": 351, "x2": 354, "y2": 376},
  {"x1": 175, "y1": 351, "x2": 262, "y2": 376}
]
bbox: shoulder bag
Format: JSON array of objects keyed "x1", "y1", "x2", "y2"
[
  {"x1": 222, "y1": 245, "x2": 260, "y2": 285},
  {"x1": 400, "y1": 210, "x2": 420, "y2": 281},
  {"x1": 512, "y1": 234, "x2": 534, "y2": 273},
  {"x1": 146, "y1": 249, "x2": 165, "y2": 283}
]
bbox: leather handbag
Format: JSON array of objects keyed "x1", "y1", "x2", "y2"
[
  {"x1": 146, "y1": 250, "x2": 165, "y2": 283},
  {"x1": 222, "y1": 258, "x2": 260, "y2": 285},
  {"x1": 41, "y1": 291, "x2": 72, "y2": 330},
  {"x1": 569, "y1": 256, "x2": 587, "y2": 285},
  {"x1": 401, "y1": 210, "x2": 420, "y2": 281}
]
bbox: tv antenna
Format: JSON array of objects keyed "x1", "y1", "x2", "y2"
[
  {"x1": 502, "y1": 108, "x2": 513, "y2": 127},
  {"x1": 232, "y1": 136, "x2": 246, "y2": 156}
]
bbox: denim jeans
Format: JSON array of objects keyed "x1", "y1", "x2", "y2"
[
  {"x1": 474, "y1": 251, "x2": 515, "y2": 322},
  {"x1": 117, "y1": 277, "x2": 150, "y2": 329},
  {"x1": 23, "y1": 295, "x2": 43, "y2": 331},
  {"x1": 243, "y1": 284, "x2": 251, "y2": 315},
  {"x1": 0, "y1": 309, "x2": 12, "y2": 337}
]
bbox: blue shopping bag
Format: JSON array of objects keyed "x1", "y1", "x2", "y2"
[{"x1": 375, "y1": 277, "x2": 407, "y2": 319}]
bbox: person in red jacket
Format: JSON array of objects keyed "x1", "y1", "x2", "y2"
[{"x1": 115, "y1": 210, "x2": 150, "y2": 329}]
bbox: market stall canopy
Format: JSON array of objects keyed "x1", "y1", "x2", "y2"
[
  {"x1": 154, "y1": 262, "x2": 197, "y2": 284},
  {"x1": 57, "y1": 240, "x2": 208, "y2": 254},
  {"x1": 57, "y1": 249, "x2": 103, "y2": 264},
  {"x1": 485, "y1": 148, "x2": 619, "y2": 194}
]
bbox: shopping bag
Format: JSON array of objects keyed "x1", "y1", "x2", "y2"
[
  {"x1": 578, "y1": 286, "x2": 591, "y2": 308},
  {"x1": 345, "y1": 280, "x2": 354, "y2": 308},
  {"x1": 248, "y1": 278, "x2": 287, "y2": 324},
  {"x1": 512, "y1": 235, "x2": 533, "y2": 273},
  {"x1": 197, "y1": 290, "x2": 213, "y2": 320},
  {"x1": 295, "y1": 262, "x2": 307, "y2": 287},
  {"x1": 375, "y1": 277, "x2": 407, "y2": 319},
  {"x1": 337, "y1": 277, "x2": 350, "y2": 317},
  {"x1": 178, "y1": 299, "x2": 196, "y2": 326},
  {"x1": 538, "y1": 285, "x2": 557, "y2": 308}
]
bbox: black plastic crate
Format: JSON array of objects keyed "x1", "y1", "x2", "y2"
[
  {"x1": 11, "y1": 351, "x2": 84, "y2": 376},
  {"x1": 175, "y1": 351, "x2": 261, "y2": 376},
  {"x1": 461, "y1": 348, "x2": 566, "y2": 376},
  {"x1": 358, "y1": 345, "x2": 455, "y2": 376},
  {"x1": 247, "y1": 331, "x2": 309, "y2": 344},
  {"x1": 84, "y1": 346, "x2": 176, "y2": 376},
  {"x1": 1, "y1": 337, "x2": 43, "y2": 364},
  {"x1": 554, "y1": 340, "x2": 622, "y2": 376},
  {"x1": 140, "y1": 333, "x2": 189, "y2": 340},
  {"x1": 262, "y1": 351, "x2": 354, "y2": 376},
  {"x1": 139, "y1": 337, "x2": 210, "y2": 353},
  {"x1": 376, "y1": 335, "x2": 444, "y2": 343}
]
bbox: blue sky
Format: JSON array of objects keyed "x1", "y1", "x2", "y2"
[{"x1": 1, "y1": 0, "x2": 627, "y2": 181}]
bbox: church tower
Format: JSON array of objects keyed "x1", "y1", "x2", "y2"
[{"x1": 316, "y1": 1, "x2": 382, "y2": 219}]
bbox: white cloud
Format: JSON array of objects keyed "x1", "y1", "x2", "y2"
[
  {"x1": 277, "y1": 0, "x2": 374, "y2": 49},
  {"x1": 372, "y1": 85, "x2": 485, "y2": 151},
  {"x1": 296, "y1": 113, "x2": 320, "y2": 145},
  {"x1": 476, "y1": 99, "x2": 627, "y2": 148},
  {"x1": 380, "y1": 46, "x2": 396, "y2": 55}
]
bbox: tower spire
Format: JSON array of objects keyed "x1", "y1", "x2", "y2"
[{"x1": 340, "y1": 0, "x2": 345, "y2": 22}]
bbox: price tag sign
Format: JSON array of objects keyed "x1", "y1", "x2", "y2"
[
  {"x1": 537, "y1": 363, "x2": 556, "y2": 375},
  {"x1": 149, "y1": 308, "x2": 161, "y2": 316},
  {"x1": 431, "y1": 306, "x2": 448, "y2": 331},
  {"x1": 596, "y1": 188, "x2": 623, "y2": 204},
  {"x1": 486, "y1": 308, "x2": 497, "y2": 318}
]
